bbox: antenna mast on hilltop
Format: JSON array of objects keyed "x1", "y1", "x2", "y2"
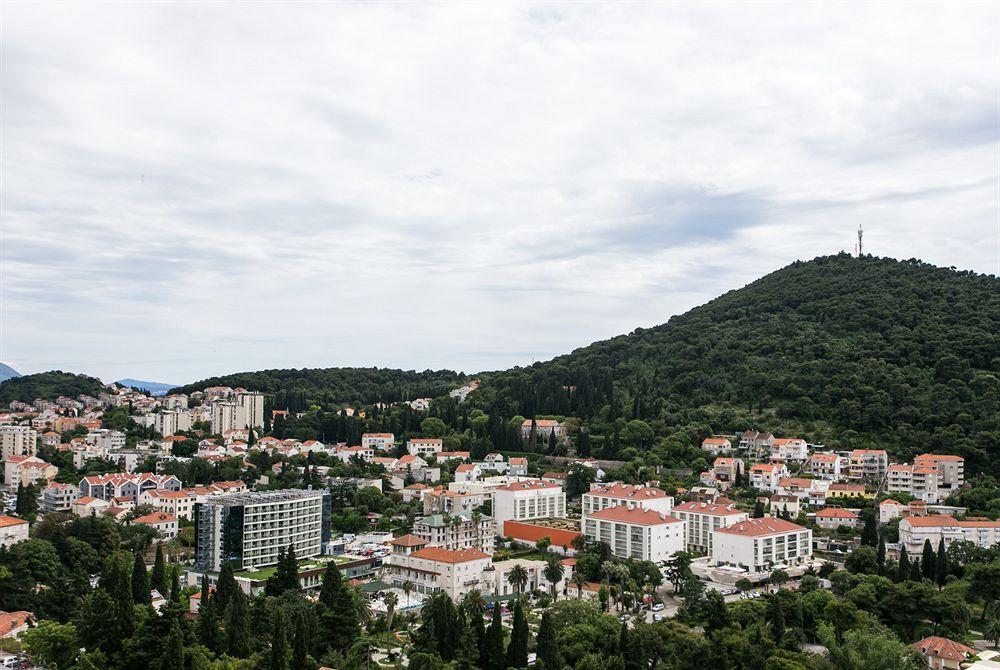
[{"x1": 857, "y1": 224, "x2": 864, "y2": 257}]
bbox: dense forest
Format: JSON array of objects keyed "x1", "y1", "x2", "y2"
[{"x1": 0, "y1": 370, "x2": 106, "y2": 405}]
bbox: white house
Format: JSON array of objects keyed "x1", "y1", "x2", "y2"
[
  {"x1": 493, "y1": 480, "x2": 566, "y2": 528},
  {"x1": 672, "y1": 500, "x2": 750, "y2": 554},
  {"x1": 879, "y1": 499, "x2": 907, "y2": 524},
  {"x1": 814, "y1": 507, "x2": 859, "y2": 529},
  {"x1": 749, "y1": 463, "x2": 789, "y2": 492},
  {"x1": 133, "y1": 511, "x2": 179, "y2": 540},
  {"x1": 583, "y1": 506, "x2": 685, "y2": 563},
  {"x1": 407, "y1": 438, "x2": 443, "y2": 457},
  {"x1": 361, "y1": 433, "x2": 395, "y2": 452},
  {"x1": 771, "y1": 438, "x2": 809, "y2": 462},
  {"x1": 701, "y1": 437, "x2": 733, "y2": 455},
  {"x1": 385, "y1": 545, "x2": 492, "y2": 600},
  {"x1": 711, "y1": 517, "x2": 812, "y2": 574},
  {"x1": 0, "y1": 515, "x2": 29, "y2": 548},
  {"x1": 582, "y1": 482, "x2": 673, "y2": 517}
]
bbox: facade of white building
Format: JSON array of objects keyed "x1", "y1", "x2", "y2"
[
  {"x1": 0, "y1": 425, "x2": 37, "y2": 460},
  {"x1": 581, "y1": 482, "x2": 673, "y2": 517},
  {"x1": 583, "y1": 506, "x2": 685, "y2": 563},
  {"x1": 412, "y1": 512, "x2": 496, "y2": 554},
  {"x1": 0, "y1": 515, "x2": 29, "y2": 547},
  {"x1": 210, "y1": 402, "x2": 248, "y2": 435},
  {"x1": 672, "y1": 500, "x2": 749, "y2": 554},
  {"x1": 493, "y1": 480, "x2": 566, "y2": 528},
  {"x1": 407, "y1": 438, "x2": 444, "y2": 457},
  {"x1": 898, "y1": 515, "x2": 1000, "y2": 555},
  {"x1": 385, "y1": 543, "x2": 492, "y2": 600},
  {"x1": 361, "y1": 433, "x2": 395, "y2": 451},
  {"x1": 711, "y1": 517, "x2": 812, "y2": 574}
]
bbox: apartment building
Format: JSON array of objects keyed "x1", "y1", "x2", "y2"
[
  {"x1": 0, "y1": 515, "x2": 29, "y2": 548},
  {"x1": 712, "y1": 458, "x2": 744, "y2": 485},
  {"x1": 195, "y1": 489, "x2": 324, "y2": 572},
  {"x1": 807, "y1": 452, "x2": 843, "y2": 481},
  {"x1": 888, "y1": 456, "x2": 963, "y2": 503},
  {"x1": 237, "y1": 392, "x2": 265, "y2": 429},
  {"x1": 3, "y1": 455, "x2": 57, "y2": 487},
  {"x1": 40, "y1": 482, "x2": 79, "y2": 513},
  {"x1": 211, "y1": 402, "x2": 248, "y2": 435},
  {"x1": 86, "y1": 429, "x2": 126, "y2": 451},
  {"x1": 153, "y1": 410, "x2": 192, "y2": 437},
  {"x1": 0, "y1": 425, "x2": 37, "y2": 460},
  {"x1": 141, "y1": 481, "x2": 247, "y2": 521},
  {"x1": 581, "y1": 482, "x2": 673, "y2": 517},
  {"x1": 672, "y1": 500, "x2": 749, "y2": 553},
  {"x1": 493, "y1": 480, "x2": 566, "y2": 527},
  {"x1": 898, "y1": 515, "x2": 1000, "y2": 555},
  {"x1": 79, "y1": 473, "x2": 182, "y2": 502},
  {"x1": 749, "y1": 463, "x2": 789, "y2": 492},
  {"x1": 134, "y1": 511, "x2": 179, "y2": 540},
  {"x1": 422, "y1": 489, "x2": 489, "y2": 515},
  {"x1": 847, "y1": 450, "x2": 888, "y2": 481},
  {"x1": 412, "y1": 512, "x2": 495, "y2": 554},
  {"x1": 407, "y1": 438, "x2": 443, "y2": 457},
  {"x1": 385, "y1": 544, "x2": 492, "y2": 600},
  {"x1": 913, "y1": 455, "x2": 965, "y2": 495},
  {"x1": 361, "y1": 433, "x2": 395, "y2": 452},
  {"x1": 583, "y1": 506, "x2": 685, "y2": 563},
  {"x1": 771, "y1": 438, "x2": 809, "y2": 462},
  {"x1": 814, "y1": 508, "x2": 859, "y2": 529},
  {"x1": 712, "y1": 517, "x2": 813, "y2": 574},
  {"x1": 739, "y1": 430, "x2": 774, "y2": 459}
]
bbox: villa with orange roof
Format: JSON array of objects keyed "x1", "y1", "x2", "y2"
[
  {"x1": 520, "y1": 418, "x2": 564, "y2": 441},
  {"x1": 407, "y1": 438, "x2": 443, "y2": 457},
  {"x1": 701, "y1": 436, "x2": 733, "y2": 455},
  {"x1": 385, "y1": 545, "x2": 492, "y2": 600},
  {"x1": 133, "y1": 511, "x2": 178, "y2": 539},
  {"x1": 0, "y1": 515, "x2": 29, "y2": 547},
  {"x1": 912, "y1": 636, "x2": 976, "y2": 670},
  {"x1": 361, "y1": 433, "x2": 395, "y2": 451},
  {"x1": 814, "y1": 507, "x2": 859, "y2": 529},
  {"x1": 807, "y1": 452, "x2": 843, "y2": 481},
  {"x1": 749, "y1": 463, "x2": 789, "y2": 492},
  {"x1": 3, "y1": 454, "x2": 57, "y2": 487},
  {"x1": 899, "y1": 514, "x2": 1000, "y2": 554},
  {"x1": 770, "y1": 438, "x2": 809, "y2": 461}
]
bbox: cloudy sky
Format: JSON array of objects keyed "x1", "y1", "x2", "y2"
[{"x1": 1, "y1": 2, "x2": 998, "y2": 384}]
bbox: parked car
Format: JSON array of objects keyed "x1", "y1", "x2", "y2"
[
  {"x1": 653, "y1": 614, "x2": 664, "y2": 622},
  {"x1": 652, "y1": 603, "x2": 665, "y2": 612}
]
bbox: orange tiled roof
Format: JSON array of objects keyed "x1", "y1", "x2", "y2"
[{"x1": 716, "y1": 517, "x2": 806, "y2": 537}]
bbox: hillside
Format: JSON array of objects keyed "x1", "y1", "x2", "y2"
[
  {"x1": 0, "y1": 370, "x2": 106, "y2": 405},
  {"x1": 171, "y1": 367, "x2": 467, "y2": 412},
  {"x1": 469, "y1": 254, "x2": 1000, "y2": 471},
  {"x1": 0, "y1": 363, "x2": 21, "y2": 383}
]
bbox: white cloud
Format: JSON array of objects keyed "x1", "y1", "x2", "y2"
[{"x1": 1, "y1": 1, "x2": 997, "y2": 382}]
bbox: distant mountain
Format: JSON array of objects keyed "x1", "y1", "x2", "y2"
[
  {"x1": 0, "y1": 371, "x2": 106, "y2": 405},
  {"x1": 116, "y1": 379, "x2": 178, "y2": 396},
  {"x1": 0, "y1": 363, "x2": 21, "y2": 383}
]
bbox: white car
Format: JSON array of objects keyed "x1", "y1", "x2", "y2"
[
  {"x1": 652, "y1": 603, "x2": 665, "y2": 612},
  {"x1": 653, "y1": 614, "x2": 664, "y2": 621}
]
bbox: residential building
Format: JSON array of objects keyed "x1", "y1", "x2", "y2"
[
  {"x1": 79, "y1": 472, "x2": 182, "y2": 502},
  {"x1": 712, "y1": 518, "x2": 812, "y2": 574},
  {"x1": 134, "y1": 511, "x2": 179, "y2": 540},
  {"x1": 673, "y1": 500, "x2": 749, "y2": 553},
  {"x1": 412, "y1": 512, "x2": 495, "y2": 554},
  {"x1": 769, "y1": 495, "x2": 802, "y2": 518},
  {"x1": 85, "y1": 429, "x2": 125, "y2": 451},
  {"x1": 827, "y1": 483, "x2": 872, "y2": 499},
  {"x1": 3, "y1": 455, "x2": 57, "y2": 487},
  {"x1": 40, "y1": 482, "x2": 79, "y2": 513},
  {"x1": 334, "y1": 445, "x2": 375, "y2": 463},
  {"x1": 71, "y1": 496, "x2": 109, "y2": 517},
  {"x1": 210, "y1": 402, "x2": 248, "y2": 435},
  {"x1": 422, "y1": 489, "x2": 489, "y2": 515},
  {"x1": 407, "y1": 438, "x2": 443, "y2": 457},
  {"x1": 712, "y1": 457, "x2": 744, "y2": 485},
  {"x1": 195, "y1": 489, "x2": 324, "y2": 572},
  {"x1": 898, "y1": 515, "x2": 1000, "y2": 555},
  {"x1": 771, "y1": 438, "x2": 809, "y2": 462},
  {"x1": 0, "y1": 515, "x2": 29, "y2": 547},
  {"x1": 359, "y1": 432, "x2": 394, "y2": 452},
  {"x1": 436, "y1": 451, "x2": 470, "y2": 463},
  {"x1": 913, "y1": 455, "x2": 965, "y2": 495},
  {"x1": 493, "y1": 480, "x2": 566, "y2": 527},
  {"x1": 0, "y1": 611, "x2": 33, "y2": 639},
  {"x1": 701, "y1": 437, "x2": 733, "y2": 455},
  {"x1": 583, "y1": 506, "x2": 685, "y2": 563},
  {"x1": 509, "y1": 457, "x2": 528, "y2": 476},
  {"x1": 153, "y1": 410, "x2": 192, "y2": 437},
  {"x1": 912, "y1": 636, "x2": 976, "y2": 670},
  {"x1": 749, "y1": 463, "x2": 789, "y2": 492},
  {"x1": 141, "y1": 481, "x2": 246, "y2": 521},
  {"x1": 520, "y1": 419, "x2": 564, "y2": 441},
  {"x1": 739, "y1": 430, "x2": 774, "y2": 458},
  {"x1": 385, "y1": 545, "x2": 492, "y2": 600},
  {"x1": 807, "y1": 452, "x2": 843, "y2": 481},
  {"x1": 582, "y1": 482, "x2": 673, "y2": 517},
  {"x1": 237, "y1": 392, "x2": 265, "y2": 429},
  {"x1": 0, "y1": 425, "x2": 36, "y2": 460},
  {"x1": 814, "y1": 508, "x2": 859, "y2": 529},
  {"x1": 492, "y1": 557, "x2": 573, "y2": 596},
  {"x1": 847, "y1": 450, "x2": 888, "y2": 481},
  {"x1": 879, "y1": 499, "x2": 907, "y2": 524},
  {"x1": 455, "y1": 463, "x2": 481, "y2": 483},
  {"x1": 502, "y1": 520, "x2": 581, "y2": 555}
]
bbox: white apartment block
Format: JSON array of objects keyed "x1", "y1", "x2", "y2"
[
  {"x1": 195, "y1": 489, "x2": 324, "y2": 572},
  {"x1": 412, "y1": 512, "x2": 496, "y2": 554},
  {"x1": 583, "y1": 506, "x2": 685, "y2": 563},
  {"x1": 3, "y1": 455, "x2": 57, "y2": 487},
  {"x1": 40, "y1": 482, "x2": 80, "y2": 513},
  {"x1": 335, "y1": 445, "x2": 375, "y2": 463},
  {"x1": 493, "y1": 480, "x2": 566, "y2": 528},
  {"x1": 361, "y1": 433, "x2": 395, "y2": 451},
  {"x1": 582, "y1": 482, "x2": 673, "y2": 517},
  {"x1": 153, "y1": 410, "x2": 192, "y2": 437},
  {"x1": 237, "y1": 392, "x2": 265, "y2": 429},
  {"x1": 847, "y1": 450, "x2": 889, "y2": 481},
  {"x1": 211, "y1": 402, "x2": 248, "y2": 435},
  {"x1": 79, "y1": 472, "x2": 182, "y2": 502},
  {"x1": 914, "y1": 455, "x2": 965, "y2": 495},
  {"x1": 899, "y1": 515, "x2": 1000, "y2": 555},
  {"x1": 1, "y1": 426, "x2": 37, "y2": 460},
  {"x1": 86, "y1": 429, "x2": 126, "y2": 451},
  {"x1": 407, "y1": 438, "x2": 443, "y2": 457},
  {"x1": 807, "y1": 452, "x2": 843, "y2": 481},
  {"x1": 771, "y1": 438, "x2": 809, "y2": 461},
  {"x1": 163, "y1": 394, "x2": 189, "y2": 411},
  {"x1": 673, "y1": 500, "x2": 750, "y2": 554},
  {"x1": 712, "y1": 517, "x2": 813, "y2": 574},
  {"x1": 749, "y1": 463, "x2": 789, "y2": 492},
  {"x1": 385, "y1": 543, "x2": 492, "y2": 600},
  {"x1": 0, "y1": 515, "x2": 29, "y2": 547},
  {"x1": 887, "y1": 455, "x2": 964, "y2": 504}
]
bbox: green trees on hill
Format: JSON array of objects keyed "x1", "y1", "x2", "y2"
[{"x1": 0, "y1": 370, "x2": 106, "y2": 404}]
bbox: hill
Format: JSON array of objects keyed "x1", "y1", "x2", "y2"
[
  {"x1": 469, "y1": 254, "x2": 1000, "y2": 471},
  {"x1": 116, "y1": 379, "x2": 177, "y2": 396},
  {"x1": 0, "y1": 363, "x2": 21, "y2": 383},
  {"x1": 171, "y1": 367, "x2": 467, "y2": 412},
  {"x1": 0, "y1": 370, "x2": 106, "y2": 405}
]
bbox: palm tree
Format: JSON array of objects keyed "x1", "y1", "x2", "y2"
[
  {"x1": 402, "y1": 581, "x2": 413, "y2": 609},
  {"x1": 452, "y1": 514, "x2": 463, "y2": 550},
  {"x1": 463, "y1": 589, "x2": 487, "y2": 617},
  {"x1": 383, "y1": 591, "x2": 399, "y2": 630},
  {"x1": 986, "y1": 617, "x2": 1000, "y2": 647},
  {"x1": 543, "y1": 557, "x2": 564, "y2": 599},
  {"x1": 603, "y1": 562, "x2": 629, "y2": 612},
  {"x1": 507, "y1": 564, "x2": 529, "y2": 595},
  {"x1": 572, "y1": 572, "x2": 587, "y2": 599}
]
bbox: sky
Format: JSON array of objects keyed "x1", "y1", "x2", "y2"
[{"x1": 1, "y1": 2, "x2": 998, "y2": 384}]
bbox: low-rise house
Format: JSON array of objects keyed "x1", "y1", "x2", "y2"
[
  {"x1": 814, "y1": 507, "x2": 859, "y2": 529},
  {"x1": 541, "y1": 472, "x2": 567, "y2": 486},
  {"x1": 0, "y1": 611, "x2": 33, "y2": 639},
  {"x1": 423, "y1": 489, "x2": 489, "y2": 515},
  {"x1": 879, "y1": 499, "x2": 907, "y2": 523},
  {"x1": 771, "y1": 438, "x2": 809, "y2": 462},
  {"x1": 0, "y1": 515, "x2": 29, "y2": 547},
  {"x1": 361, "y1": 433, "x2": 395, "y2": 452},
  {"x1": 807, "y1": 452, "x2": 843, "y2": 481},
  {"x1": 407, "y1": 438, "x2": 443, "y2": 457},
  {"x1": 749, "y1": 463, "x2": 789, "y2": 492},
  {"x1": 712, "y1": 457, "x2": 744, "y2": 486},
  {"x1": 455, "y1": 463, "x2": 481, "y2": 483},
  {"x1": 847, "y1": 449, "x2": 888, "y2": 481},
  {"x1": 502, "y1": 520, "x2": 581, "y2": 555},
  {"x1": 133, "y1": 511, "x2": 178, "y2": 539},
  {"x1": 334, "y1": 445, "x2": 375, "y2": 463},
  {"x1": 508, "y1": 457, "x2": 529, "y2": 476},
  {"x1": 712, "y1": 517, "x2": 812, "y2": 574},
  {"x1": 437, "y1": 451, "x2": 470, "y2": 463},
  {"x1": 769, "y1": 495, "x2": 802, "y2": 518},
  {"x1": 520, "y1": 419, "x2": 564, "y2": 441},
  {"x1": 701, "y1": 437, "x2": 733, "y2": 455},
  {"x1": 911, "y1": 636, "x2": 976, "y2": 670},
  {"x1": 71, "y1": 496, "x2": 109, "y2": 517},
  {"x1": 827, "y1": 483, "x2": 872, "y2": 499},
  {"x1": 384, "y1": 545, "x2": 492, "y2": 600},
  {"x1": 78, "y1": 472, "x2": 182, "y2": 502},
  {"x1": 583, "y1": 506, "x2": 685, "y2": 562},
  {"x1": 492, "y1": 557, "x2": 572, "y2": 597}
]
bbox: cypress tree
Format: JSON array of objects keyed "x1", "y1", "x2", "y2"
[
  {"x1": 317, "y1": 564, "x2": 359, "y2": 653},
  {"x1": 897, "y1": 545, "x2": 910, "y2": 582},
  {"x1": 486, "y1": 604, "x2": 504, "y2": 670},
  {"x1": 472, "y1": 603, "x2": 488, "y2": 669},
  {"x1": 768, "y1": 595, "x2": 786, "y2": 643},
  {"x1": 506, "y1": 599, "x2": 529, "y2": 669},
  {"x1": 215, "y1": 561, "x2": 238, "y2": 612},
  {"x1": 160, "y1": 617, "x2": 185, "y2": 670},
  {"x1": 861, "y1": 514, "x2": 878, "y2": 547},
  {"x1": 225, "y1": 589, "x2": 252, "y2": 657},
  {"x1": 753, "y1": 500, "x2": 765, "y2": 518},
  {"x1": 909, "y1": 557, "x2": 922, "y2": 582},
  {"x1": 453, "y1": 610, "x2": 478, "y2": 670},
  {"x1": 196, "y1": 589, "x2": 221, "y2": 652},
  {"x1": 270, "y1": 608, "x2": 289, "y2": 670},
  {"x1": 922, "y1": 539, "x2": 936, "y2": 580},
  {"x1": 536, "y1": 611, "x2": 561, "y2": 670},
  {"x1": 151, "y1": 544, "x2": 167, "y2": 595},
  {"x1": 618, "y1": 619, "x2": 628, "y2": 655},
  {"x1": 170, "y1": 564, "x2": 182, "y2": 603},
  {"x1": 935, "y1": 538, "x2": 949, "y2": 588},
  {"x1": 292, "y1": 610, "x2": 309, "y2": 670},
  {"x1": 132, "y1": 551, "x2": 151, "y2": 605}
]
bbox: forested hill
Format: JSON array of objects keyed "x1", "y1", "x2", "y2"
[
  {"x1": 171, "y1": 368, "x2": 467, "y2": 412},
  {"x1": 470, "y1": 254, "x2": 1000, "y2": 470},
  {"x1": 0, "y1": 371, "x2": 106, "y2": 405}
]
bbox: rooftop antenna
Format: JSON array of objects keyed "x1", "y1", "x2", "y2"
[{"x1": 857, "y1": 224, "x2": 864, "y2": 257}]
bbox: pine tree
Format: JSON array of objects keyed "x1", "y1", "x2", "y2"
[
  {"x1": 160, "y1": 617, "x2": 185, "y2": 670},
  {"x1": 292, "y1": 610, "x2": 309, "y2": 669},
  {"x1": 922, "y1": 539, "x2": 936, "y2": 580},
  {"x1": 486, "y1": 604, "x2": 505, "y2": 670},
  {"x1": 215, "y1": 561, "x2": 238, "y2": 612},
  {"x1": 506, "y1": 599, "x2": 529, "y2": 669},
  {"x1": 225, "y1": 589, "x2": 252, "y2": 657},
  {"x1": 317, "y1": 563, "x2": 359, "y2": 653},
  {"x1": 536, "y1": 611, "x2": 561, "y2": 670},
  {"x1": 151, "y1": 544, "x2": 167, "y2": 595},
  {"x1": 270, "y1": 608, "x2": 289, "y2": 670},
  {"x1": 897, "y1": 545, "x2": 910, "y2": 582},
  {"x1": 132, "y1": 551, "x2": 151, "y2": 605},
  {"x1": 935, "y1": 538, "x2": 949, "y2": 588}
]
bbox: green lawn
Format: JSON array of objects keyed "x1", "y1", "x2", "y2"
[{"x1": 236, "y1": 555, "x2": 349, "y2": 581}]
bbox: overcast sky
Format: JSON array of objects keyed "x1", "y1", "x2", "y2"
[{"x1": 1, "y1": 2, "x2": 998, "y2": 384}]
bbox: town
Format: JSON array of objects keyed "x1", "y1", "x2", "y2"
[{"x1": 1, "y1": 380, "x2": 998, "y2": 670}]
